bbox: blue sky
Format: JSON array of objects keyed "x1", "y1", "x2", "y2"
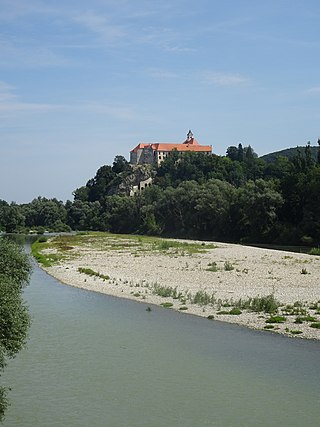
[{"x1": 1, "y1": 0, "x2": 320, "y2": 203}]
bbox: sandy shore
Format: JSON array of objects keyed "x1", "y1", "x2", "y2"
[{"x1": 42, "y1": 236, "x2": 320, "y2": 339}]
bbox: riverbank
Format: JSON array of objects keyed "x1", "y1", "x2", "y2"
[{"x1": 37, "y1": 233, "x2": 320, "y2": 339}]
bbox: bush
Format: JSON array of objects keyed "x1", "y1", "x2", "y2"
[
  {"x1": 309, "y1": 247, "x2": 320, "y2": 256},
  {"x1": 224, "y1": 261, "x2": 234, "y2": 271},
  {"x1": 310, "y1": 323, "x2": 320, "y2": 329},
  {"x1": 235, "y1": 294, "x2": 280, "y2": 314},
  {"x1": 266, "y1": 315, "x2": 286, "y2": 324}
]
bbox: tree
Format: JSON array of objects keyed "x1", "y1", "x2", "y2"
[
  {"x1": 1, "y1": 203, "x2": 25, "y2": 233},
  {"x1": 226, "y1": 146, "x2": 239, "y2": 161},
  {"x1": 112, "y1": 155, "x2": 131, "y2": 174},
  {"x1": 86, "y1": 165, "x2": 116, "y2": 202},
  {"x1": 237, "y1": 143, "x2": 244, "y2": 162},
  {"x1": 235, "y1": 179, "x2": 283, "y2": 241},
  {"x1": 0, "y1": 238, "x2": 32, "y2": 421}
]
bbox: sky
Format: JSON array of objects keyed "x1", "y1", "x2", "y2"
[{"x1": 1, "y1": 0, "x2": 320, "y2": 203}]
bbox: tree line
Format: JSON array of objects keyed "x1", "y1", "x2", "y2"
[{"x1": 1, "y1": 143, "x2": 320, "y2": 245}]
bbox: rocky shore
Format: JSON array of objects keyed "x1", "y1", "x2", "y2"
[{"x1": 41, "y1": 235, "x2": 320, "y2": 339}]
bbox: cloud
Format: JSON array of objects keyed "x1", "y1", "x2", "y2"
[
  {"x1": 305, "y1": 86, "x2": 320, "y2": 94},
  {"x1": 201, "y1": 72, "x2": 251, "y2": 87},
  {"x1": 0, "y1": 85, "x2": 137, "y2": 120},
  {"x1": 0, "y1": 81, "x2": 17, "y2": 102},
  {"x1": 73, "y1": 11, "x2": 126, "y2": 43},
  {"x1": 0, "y1": 0, "x2": 56, "y2": 21},
  {"x1": 0, "y1": 35, "x2": 71, "y2": 68},
  {"x1": 146, "y1": 68, "x2": 180, "y2": 80}
]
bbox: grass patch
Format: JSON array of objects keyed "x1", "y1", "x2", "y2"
[
  {"x1": 31, "y1": 239, "x2": 66, "y2": 267},
  {"x1": 189, "y1": 290, "x2": 216, "y2": 306},
  {"x1": 295, "y1": 315, "x2": 317, "y2": 323},
  {"x1": 179, "y1": 306, "x2": 188, "y2": 311},
  {"x1": 310, "y1": 322, "x2": 320, "y2": 329},
  {"x1": 224, "y1": 261, "x2": 234, "y2": 271},
  {"x1": 161, "y1": 302, "x2": 173, "y2": 308},
  {"x1": 217, "y1": 308, "x2": 242, "y2": 315},
  {"x1": 309, "y1": 247, "x2": 320, "y2": 255},
  {"x1": 290, "y1": 330, "x2": 303, "y2": 335},
  {"x1": 153, "y1": 239, "x2": 217, "y2": 255},
  {"x1": 234, "y1": 294, "x2": 280, "y2": 314},
  {"x1": 152, "y1": 284, "x2": 182, "y2": 299},
  {"x1": 206, "y1": 262, "x2": 219, "y2": 272},
  {"x1": 78, "y1": 267, "x2": 110, "y2": 281},
  {"x1": 264, "y1": 325, "x2": 274, "y2": 329}
]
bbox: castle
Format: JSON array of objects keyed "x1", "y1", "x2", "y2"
[{"x1": 130, "y1": 131, "x2": 212, "y2": 166}]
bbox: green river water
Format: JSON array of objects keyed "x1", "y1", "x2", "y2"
[{"x1": 2, "y1": 244, "x2": 320, "y2": 426}]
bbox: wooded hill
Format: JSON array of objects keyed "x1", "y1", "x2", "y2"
[
  {"x1": 261, "y1": 146, "x2": 319, "y2": 163},
  {"x1": 1, "y1": 142, "x2": 320, "y2": 246}
]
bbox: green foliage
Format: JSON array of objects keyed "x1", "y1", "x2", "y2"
[
  {"x1": 310, "y1": 323, "x2": 320, "y2": 329},
  {"x1": 0, "y1": 238, "x2": 31, "y2": 421},
  {"x1": 217, "y1": 308, "x2": 242, "y2": 315},
  {"x1": 206, "y1": 262, "x2": 219, "y2": 272},
  {"x1": 0, "y1": 239, "x2": 32, "y2": 286},
  {"x1": 309, "y1": 247, "x2": 320, "y2": 255},
  {"x1": 235, "y1": 294, "x2": 280, "y2": 313},
  {"x1": 224, "y1": 261, "x2": 234, "y2": 271},
  {"x1": 295, "y1": 315, "x2": 317, "y2": 323},
  {"x1": 78, "y1": 267, "x2": 110, "y2": 281},
  {"x1": 190, "y1": 290, "x2": 216, "y2": 306},
  {"x1": 161, "y1": 302, "x2": 173, "y2": 308},
  {"x1": 1, "y1": 141, "x2": 320, "y2": 246},
  {"x1": 152, "y1": 284, "x2": 182, "y2": 299}
]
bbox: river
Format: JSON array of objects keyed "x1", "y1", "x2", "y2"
[{"x1": 2, "y1": 242, "x2": 320, "y2": 426}]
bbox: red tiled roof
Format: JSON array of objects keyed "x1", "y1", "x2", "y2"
[
  {"x1": 152, "y1": 143, "x2": 211, "y2": 152},
  {"x1": 130, "y1": 143, "x2": 151, "y2": 153},
  {"x1": 130, "y1": 136, "x2": 211, "y2": 153}
]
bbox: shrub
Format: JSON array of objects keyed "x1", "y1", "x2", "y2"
[
  {"x1": 191, "y1": 290, "x2": 216, "y2": 306},
  {"x1": 78, "y1": 267, "x2": 110, "y2": 281},
  {"x1": 309, "y1": 247, "x2": 320, "y2": 256},
  {"x1": 224, "y1": 261, "x2": 234, "y2": 271},
  {"x1": 161, "y1": 302, "x2": 173, "y2": 308},
  {"x1": 206, "y1": 262, "x2": 219, "y2": 272},
  {"x1": 310, "y1": 323, "x2": 320, "y2": 329},
  {"x1": 235, "y1": 294, "x2": 280, "y2": 314},
  {"x1": 266, "y1": 315, "x2": 286, "y2": 324},
  {"x1": 229, "y1": 308, "x2": 242, "y2": 315}
]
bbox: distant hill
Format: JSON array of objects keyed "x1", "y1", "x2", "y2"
[{"x1": 260, "y1": 146, "x2": 319, "y2": 163}]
